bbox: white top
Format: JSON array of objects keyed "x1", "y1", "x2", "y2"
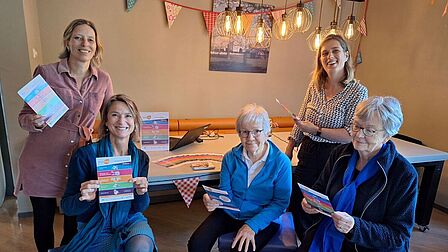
[{"x1": 242, "y1": 143, "x2": 270, "y2": 187}]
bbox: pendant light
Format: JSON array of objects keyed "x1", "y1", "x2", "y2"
[
  {"x1": 323, "y1": 0, "x2": 342, "y2": 37},
  {"x1": 248, "y1": 0, "x2": 272, "y2": 48},
  {"x1": 306, "y1": 0, "x2": 324, "y2": 51},
  {"x1": 273, "y1": 0, "x2": 294, "y2": 40},
  {"x1": 215, "y1": 0, "x2": 236, "y2": 37},
  {"x1": 342, "y1": 0, "x2": 361, "y2": 41},
  {"x1": 233, "y1": 0, "x2": 249, "y2": 36},
  {"x1": 288, "y1": 0, "x2": 312, "y2": 33}
]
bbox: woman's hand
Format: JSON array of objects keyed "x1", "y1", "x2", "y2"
[
  {"x1": 202, "y1": 193, "x2": 221, "y2": 212},
  {"x1": 132, "y1": 177, "x2": 148, "y2": 195},
  {"x1": 79, "y1": 180, "x2": 99, "y2": 201},
  {"x1": 231, "y1": 224, "x2": 256, "y2": 252},
  {"x1": 31, "y1": 114, "x2": 47, "y2": 131},
  {"x1": 294, "y1": 119, "x2": 319, "y2": 135},
  {"x1": 301, "y1": 198, "x2": 320, "y2": 214},
  {"x1": 332, "y1": 211, "x2": 355, "y2": 234}
]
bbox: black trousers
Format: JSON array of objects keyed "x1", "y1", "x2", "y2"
[
  {"x1": 188, "y1": 209, "x2": 280, "y2": 252},
  {"x1": 30, "y1": 196, "x2": 78, "y2": 252},
  {"x1": 289, "y1": 137, "x2": 340, "y2": 241}
]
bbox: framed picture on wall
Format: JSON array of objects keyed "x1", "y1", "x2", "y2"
[{"x1": 209, "y1": 0, "x2": 274, "y2": 73}]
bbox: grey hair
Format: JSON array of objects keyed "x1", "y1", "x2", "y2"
[
  {"x1": 354, "y1": 96, "x2": 403, "y2": 137},
  {"x1": 235, "y1": 103, "x2": 271, "y2": 136}
]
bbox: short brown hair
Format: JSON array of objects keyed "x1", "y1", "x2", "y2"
[
  {"x1": 99, "y1": 94, "x2": 142, "y2": 142},
  {"x1": 59, "y1": 19, "x2": 103, "y2": 67}
]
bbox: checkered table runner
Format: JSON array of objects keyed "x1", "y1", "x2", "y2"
[{"x1": 173, "y1": 177, "x2": 200, "y2": 208}]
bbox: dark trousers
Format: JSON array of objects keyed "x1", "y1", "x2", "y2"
[
  {"x1": 289, "y1": 137, "x2": 339, "y2": 241},
  {"x1": 188, "y1": 209, "x2": 280, "y2": 252},
  {"x1": 30, "y1": 196, "x2": 78, "y2": 252}
]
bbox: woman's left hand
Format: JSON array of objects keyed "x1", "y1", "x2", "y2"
[
  {"x1": 294, "y1": 120, "x2": 318, "y2": 135},
  {"x1": 131, "y1": 177, "x2": 148, "y2": 195},
  {"x1": 332, "y1": 211, "x2": 355, "y2": 234},
  {"x1": 231, "y1": 224, "x2": 256, "y2": 252}
]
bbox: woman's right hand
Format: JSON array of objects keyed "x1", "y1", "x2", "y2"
[
  {"x1": 301, "y1": 198, "x2": 319, "y2": 214},
  {"x1": 202, "y1": 193, "x2": 221, "y2": 212},
  {"x1": 79, "y1": 180, "x2": 100, "y2": 201},
  {"x1": 31, "y1": 114, "x2": 47, "y2": 131}
]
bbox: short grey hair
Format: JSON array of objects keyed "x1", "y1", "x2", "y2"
[
  {"x1": 354, "y1": 96, "x2": 403, "y2": 137},
  {"x1": 236, "y1": 103, "x2": 271, "y2": 136}
]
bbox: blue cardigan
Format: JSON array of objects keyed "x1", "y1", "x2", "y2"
[
  {"x1": 301, "y1": 141, "x2": 418, "y2": 252},
  {"x1": 219, "y1": 140, "x2": 292, "y2": 234},
  {"x1": 61, "y1": 144, "x2": 150, "y2": 223}
]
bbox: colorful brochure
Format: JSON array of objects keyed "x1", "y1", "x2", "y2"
[
  {"x1": 96, "y1": 155, "x2": 134, "y2": 203},
  {"x1": 298, "y1": 183, "x2": 334, "y2": 217},
  {"x1": 17, "y1": 74, "x2": 68, "y2": 127},
  {"x1": 202, "y1": 185, "x2": 240, "y2": 212},
  {"x1": 140, "y1": 112, "x2": 169, "y2": 151}
]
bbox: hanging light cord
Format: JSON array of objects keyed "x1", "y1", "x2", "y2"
[
  {"x1": 318, "y1": 0, "x2": 324, "y2": 27},
  {"x1": 350, "y1": 1, "x2": 355, "y2": 16},
  {"x1": 284, "y1": 0, "x2": 288, "y2": 14},
  {"x1": 332, "y1": 0, "x2": 338, "y2": 22}
]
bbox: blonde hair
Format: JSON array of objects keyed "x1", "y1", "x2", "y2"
[
  {"x1": 311, "y1": 34, "x2": 355, "y2": 91},
  {"x1": 59, "y1": 19, "x2": 103, "y2": 67}
]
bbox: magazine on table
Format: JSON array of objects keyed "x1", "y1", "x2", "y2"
[
  {"x1": 298, "y1": 183, "x2": 335, "y2": 217},
  {"x1": 202, "y1": 185, "x2": 240, "y2": 211}
]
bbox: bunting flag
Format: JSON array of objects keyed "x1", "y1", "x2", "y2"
[
  {"x1": 305, "y1": 1, "x2": 315, "y2": 15},
  {"x1": 443, "y1": 1, "x2": 448, "y2": 16},
  {"x1": 126, "y1": 0, "x2": 137, "y2": 12},
  {"x1": 357, "y1": 17, "x2": 367, "y2": 36},
  {"x1": 202, "y1": 11, "x2": 219, "y2": 36},
  {"x1": 271, "y1": 10, "x2": 284, "y2": 23},
  {"x1": 165, "y1": 1, "x2": 182, "y2": 28},
  {"x1": 173, "y1": 177, "x2": 200, "y2": 208}
]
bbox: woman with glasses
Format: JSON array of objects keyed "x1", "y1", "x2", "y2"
[
  {"x1": 188, "y1": 104, "x2": 292, "y2": 252},
  {"x1": 285, "y1": 34, "x2": 368, "y2": 240},
  {"x1": 299, "y1": 96, "x2": 418, "y2": 251}
]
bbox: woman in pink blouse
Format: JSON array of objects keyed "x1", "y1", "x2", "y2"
[{"x1": 15, "y1": 19, "x2": 113, "y2": 252}]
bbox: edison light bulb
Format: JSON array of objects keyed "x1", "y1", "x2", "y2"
[
  {"x1": 256, "y1": 26, "x2": 264, "y2": 43},
  {"x1": 314, "y1": 33, "x2": 321, "y2": 50},
  {"x1": 345, "y1": 22, "x2": 354, "y2": 39},
  {"x1": 235, "y1": 14, "x2": 243, "y2": 34},
  {"x1": 281, "y1": 20, "x2": 287, "y2": 37},
  {"x1": 296, "y1": 11, "x2": 303, "y2": 29},
  {"x1": 225, "y1": 14, "x2": 232, "y2": 33}
]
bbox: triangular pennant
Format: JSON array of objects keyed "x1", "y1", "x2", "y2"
[
  {"x1": 244, "y1": 14, "x2": 255, "y2": 32},
  {"x1": 202, "y1": 11, "x2": 219, "y2": 36},
  {"x1": 164, "y1": 1, "x2": 182, "y2": 28},
  {"x1": 126, "y1": 0, "x2": 137, "y2": 12},
  {"x1": 271, "y1": 10, "x2": 284, "y2": 23},
  {"x1": 304, "y1": 1, "x2": 315, "y2": 15},
  {"x1": 173, "y1": 177, "x2": 200, "y2": 208},
  {"x1": 357, "y1": 17, "x2": 367, "y2": 36}
]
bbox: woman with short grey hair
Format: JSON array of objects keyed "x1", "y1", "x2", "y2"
[
  {"x1": 299, "y1": 96, "x2": 418, "y2": 251},
  {"x1": 189, "y1": 103, "x2": 292, "y2": 252}
]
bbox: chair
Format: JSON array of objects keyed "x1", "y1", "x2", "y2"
[{"x1": 218, "y1": 212, "x2": 298, "y2": 252}]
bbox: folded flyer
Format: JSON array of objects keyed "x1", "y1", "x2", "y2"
[
  {"x1": 17, "y1": 74, "x2": 68, "y2": 127},
  {"x1": 202, "y1": 185, "x2": 240, "y2": 211},
  {"x1": 298, "y1": 183, "x2": 334, "y2": 217},
  {"x1": 96, "y1": 155, "x2": 134, "y2": 203}
]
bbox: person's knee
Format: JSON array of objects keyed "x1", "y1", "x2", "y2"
[{"x1": 125, "y1": 235, "x2": 154, "y2": 252}]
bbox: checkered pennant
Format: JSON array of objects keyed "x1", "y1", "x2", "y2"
[
  {"x1": 202, "y1": 11, "x2": 219, "y2": 37},
  {"x1": 173, "y1": 177, "x2": 200, "y2": 208},
  {"x1": 357, "y1": 17, "x2": 367, "y2": 37}
]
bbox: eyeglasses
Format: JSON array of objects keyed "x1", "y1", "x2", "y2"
[
  {"x1": 351, "y1": 124, "x2": 384, "y2": 137},
  {"x1": 239, "y1": 129, "x2": 263, "y2": 138}
]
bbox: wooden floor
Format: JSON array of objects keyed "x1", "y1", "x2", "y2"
[{"x1": 1, "y1": 196, "x2": 447, "y2": 251}]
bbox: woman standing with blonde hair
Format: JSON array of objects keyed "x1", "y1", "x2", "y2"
[
  {"x1": 285, "y1": 34, "x2": 368, "y2": 240},
  {"x1": 16, "y1": 19, "x2": 113, "y2": 251}
]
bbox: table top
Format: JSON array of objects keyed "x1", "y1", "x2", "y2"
[{"x1": 147, "y1": 132, "x2": 448, "y2": 185}]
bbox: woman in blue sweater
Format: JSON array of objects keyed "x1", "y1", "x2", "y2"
[
  {"x1": 300, "y1": 96, "x2": 418, "y2": 251},
  {"x1": 61, "y1": 94, "x2": 157, "y2": 251},
  {"x1": 188, "y1": 103, "x2": 292, "y2": 252}
]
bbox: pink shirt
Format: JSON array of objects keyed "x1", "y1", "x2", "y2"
[{"x1": 16, "y1": 58, "x2": 113, "y2": 197}]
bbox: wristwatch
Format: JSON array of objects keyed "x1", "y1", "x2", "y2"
[{"x1": 315, "y1": 127, "x2": 322, "y2": 137}]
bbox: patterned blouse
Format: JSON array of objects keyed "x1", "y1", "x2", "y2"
[{"x1": 290, "y1": 80, "x2": 368, "y2": 144}]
